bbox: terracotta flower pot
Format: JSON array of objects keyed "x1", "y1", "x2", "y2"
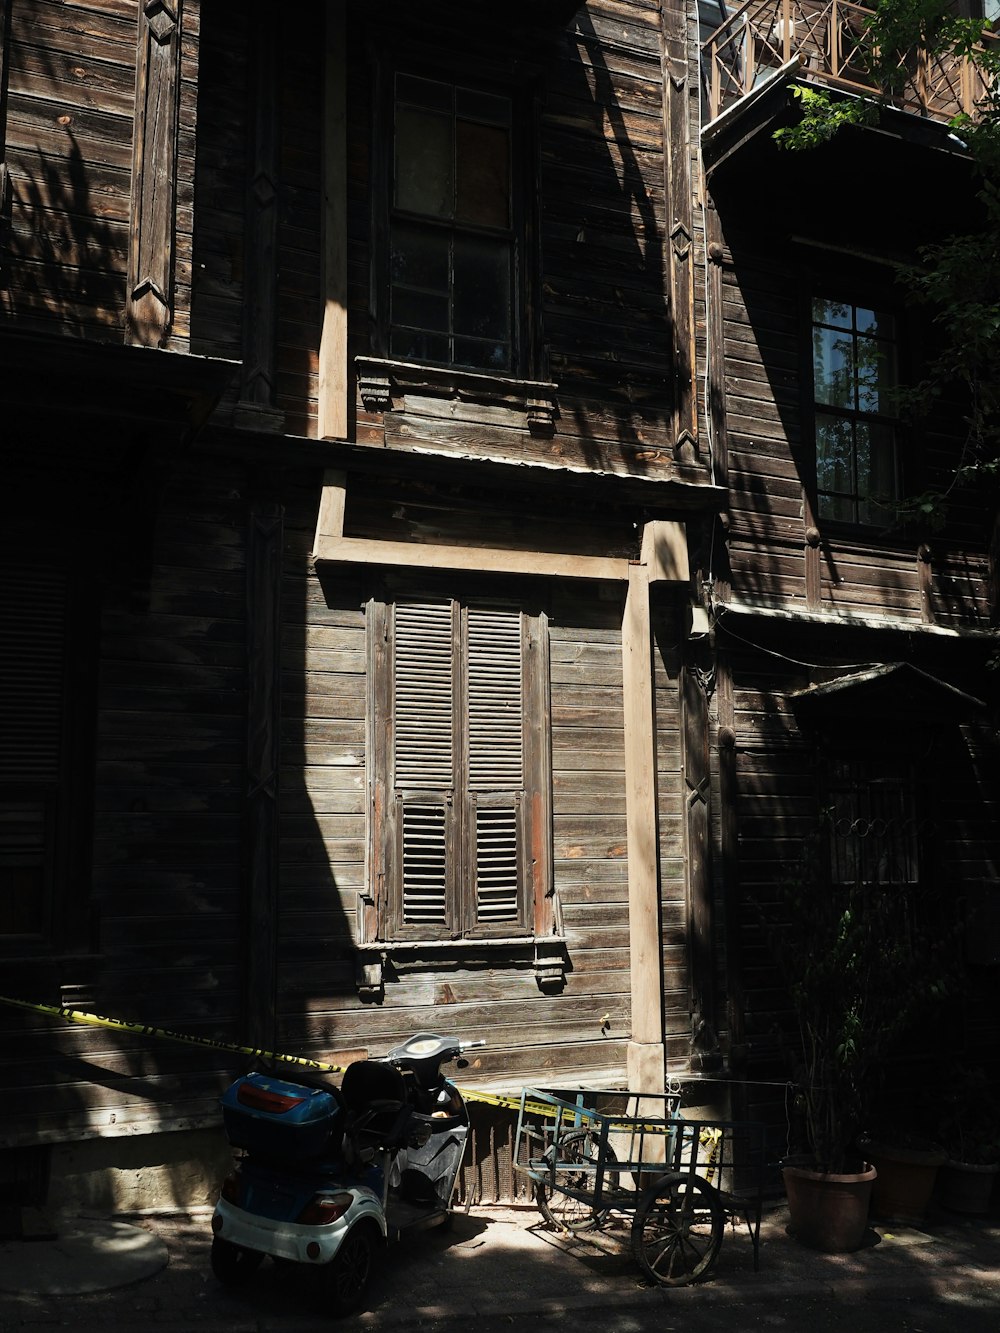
[
  {"x1": 936, "y1": 1159, "x2": 999, "y2": 1214},
  {"x1": 782, "y1": 1161, "x2": 876, "y2": 1253},
  {"x1": 867, "y1": 1143, "x2": 945, "y2": 1223}
]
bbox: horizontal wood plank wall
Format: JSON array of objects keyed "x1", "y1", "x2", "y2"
[
  {"x1": 2, "y1": 0, "x2": 138, "y2": 337},
  {"x1": 272, "y1": 528, "x2": 635, "y2": 1093},
  {"x1": 0, "y1": 456, "x2": 249, "y2": 1145}
]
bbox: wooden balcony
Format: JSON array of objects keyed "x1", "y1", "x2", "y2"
[{"x1": 701, "y1": 0, "x2": 997, "y2": 124}]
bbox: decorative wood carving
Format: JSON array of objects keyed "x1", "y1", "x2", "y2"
[
  {"x1": 126, "y1": 1, "x2": 182, "y2": 347},
  {"x1": 355, "y1": 356, "x2": 558, "y2": 434}
]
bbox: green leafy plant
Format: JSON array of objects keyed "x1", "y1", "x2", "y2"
[{"x1": 760, "y1": 818, "x2": 954, "y2": 1174}]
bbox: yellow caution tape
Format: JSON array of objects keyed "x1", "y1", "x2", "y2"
[
  {"x1": 0, "y1": 995, "x2": 347, "y2": 1074},
  {"x1": 0, "y1": 996, "x2": 725, "y2": 1154}
]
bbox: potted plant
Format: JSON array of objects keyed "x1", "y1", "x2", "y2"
[
  {"x1": 762, "y1": 824, "x2": 951, "y2": 1251},
  {"x1": 935, "y1": 1064, "x2": 1000, "y2": 1214}
]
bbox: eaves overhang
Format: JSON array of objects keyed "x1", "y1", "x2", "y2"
[
  {"x1": 203, "y1": 421, "x2": 729, "y2": 516},
  {"x1": 0, "y1": 327, "x2": 238, "y2": 440},
  {"x1": 789, "y1": 661, "x2": 987, "y2": 722}
]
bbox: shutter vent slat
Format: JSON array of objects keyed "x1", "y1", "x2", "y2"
[
  {"x1": 468, "y1": 607, "x2": 522, "y2": 791},
  {"x1": 401, "y1": 802, "x2": 448, "y2": 925},
  {"x1": 0, "y1": 567, "x2": 67, "y2": 783},
  {"x1": 394, "y1": 602, "x2": 453, "y2": 789},
  {"x1": 475, "y1": 804, "x2": 519, "y2": 923}
]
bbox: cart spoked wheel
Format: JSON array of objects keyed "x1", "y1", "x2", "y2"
[
  {"x1": 535, "y1": 1129, "x2": 620, "y2": 1233},
  {"x1": 630, "y1": 1172, "x2": 724, "y2": 1286}
]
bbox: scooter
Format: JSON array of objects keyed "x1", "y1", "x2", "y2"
[{"x1": 210, "y1": 1033, "x2": 484, "y2": 1315}]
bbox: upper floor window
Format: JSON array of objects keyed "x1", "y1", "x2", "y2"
[
  {"x1": 389, "y1": 73, "x2": 515, "y2": 373},
  {"x1": 811, "y1": 298, "x2": 900, "y2": 526},
  {"x1": 826, "y1": 757, "x2": 920, "y2": 889}
]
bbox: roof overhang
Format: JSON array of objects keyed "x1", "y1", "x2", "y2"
[
  {"x1": 0, "y1": 327, "x2": 238, "y2": 440},
  {"x1": 702, "y1": 73, "x2": 983, "y2": 250},
  {"x1": 790, "y1": 662, "x2": 986, "y2": 726}
]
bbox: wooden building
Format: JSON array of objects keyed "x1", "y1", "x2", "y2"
[{"x1": 0, "y1": 0, "x2": 996, "y2": 1208}]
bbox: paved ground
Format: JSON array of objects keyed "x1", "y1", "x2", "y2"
[{"x1": 1, "y1": 1200, "x2": 998, "y2": 1331}]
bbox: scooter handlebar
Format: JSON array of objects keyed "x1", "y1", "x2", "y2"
[{"x1": 459, "y1": 1039, "x2": 486, "y2": 1052}]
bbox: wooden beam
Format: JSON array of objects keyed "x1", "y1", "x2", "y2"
[
  {"x1": 313, "y1": 534, "x2": 633, "y2": 582},
  {"x1": 126, "y1": 0, "x2": 182, "y2": 347},
  {"x1": 314, "y1": 469, "x2": 347, "y2": 546},
  {"x1": 319, "y1": 2, "x2": 348, "y2": 439},
  {"x1": 622, "y1": 562, "x2": 665, "y2": 1086},
  {"x1": 640, "y1": 520, "x2": 689, "y2": 584},
  {"x1": 243, "y1": 493, "x2": 284, "y2": 1051}
]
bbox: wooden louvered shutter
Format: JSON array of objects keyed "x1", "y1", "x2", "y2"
[
  {"x1": 466, "y1": 606, "x2": 526, "y2": 932},
  {"x1": 392, "y1": 601, "x2": 455, "y2": 932},
  {"x1": 0, "y1": 566, "x2": 67, "y2": 935}
]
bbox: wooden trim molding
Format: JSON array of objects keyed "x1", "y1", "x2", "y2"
[
  {"x1": 355, "y1": 356, "x2": 559, "y2": 435},
  {"x1": 126, "y1": 0, "x2": 182, "y2": 347}
]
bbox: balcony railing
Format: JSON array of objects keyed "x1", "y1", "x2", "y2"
[{"x1": 701, "y1": 0, "x2": 997, "y2": 124}]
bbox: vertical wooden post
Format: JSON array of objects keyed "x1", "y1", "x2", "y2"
[
  {"x1": 622, "y1": 562, "x2": 666, "y2": 1093},
  {"x1": 243, "y1": 487, "x2": 284, "y2": 1052},
  {"x1": 682, "y1": 652, "x2": 718, "y2": 1067},
  {"x1": 716, "y1": 651, "x2": 746, "y2": 1114},
  {"x1": 237, "y1": 0, "x2": 284, "y2": 429},
  {"x1": 319, "y1": 1, "x2": 348, "y2": 440},
  {"x1": 0, "y1": 0, "x2": 11, "y2": 234},
  {"x1": 661, "y1": 0, "x2": 698, "y2": 461},
  {"x1": 126, "y1": 0, "x2": 182, "y2": 347}
]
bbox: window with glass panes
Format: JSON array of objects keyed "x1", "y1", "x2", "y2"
[
  {"x1": 390, "y1": 73, "x2": 515, "y2": 372},
  {"x1": 811, "y1": 298, "x2": 900, "y2": 526}
]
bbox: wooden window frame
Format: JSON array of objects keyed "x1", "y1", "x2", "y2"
[
  {"x1": 370, "y1": 46, "x2": 543, "y2": 381},
  {"x1": 366, "y1": 589, "x2": 553, "y2": 945},
  {"x1": 809, "y1": 293, "x2": 904, "y2": 530}
]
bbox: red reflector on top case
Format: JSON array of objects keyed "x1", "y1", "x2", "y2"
[{"x1": 236, "y1": 1083, "x2": 307, "y2": 1114}]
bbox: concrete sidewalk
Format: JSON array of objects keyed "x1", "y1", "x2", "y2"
[{"x1": 1, "y1": 1201, "x2": 998, "y2": 1330}]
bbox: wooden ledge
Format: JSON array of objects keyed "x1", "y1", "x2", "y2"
[
  {"x1": 355, "y1": 355, "x2": 559, "y2": 434},
  {"x1": 313, "y1": 534, "x2": 633, "y2": 581}
]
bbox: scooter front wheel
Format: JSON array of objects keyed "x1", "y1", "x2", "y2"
[
  {"x1": 323, "y1": 1223, "x2": 375, "y2": 1317},
  {"x1": 211, "y1": 1235, "x2": 264, "y2": 1286}
]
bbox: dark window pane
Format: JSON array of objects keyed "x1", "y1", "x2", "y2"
[
  {"x1": 456, "y1": 87, "x2": 511, "y2": 125},
  {"x1": 812, "y1": 297, "x2": 851, "y2": 329},
  {"x1": 390, "y1": 328, "x2": 450, "y2": 364},
  {"x1": 396, "y1": 74, "x2": 452, "y2": 113},
  {"x1": 813, "y1": 326, "x2": 854, "y2": 409},
  {"x1": 453, "y1": 236, "x2": 510, "y2": 340},
  {"x1": 392, "y1": 287, "x2": 449, "y2": 335},
  {"x1": 456, "y1": 121, "x2": 510, "y2": 228},
  {"x1": 453, "y1": 337, "x2": 510, "y2": 371},
  {"x1": 855, "y1": 306, "x2": 893, "y2": 337},
  {"x1": 390, "y1": 223, "x2": 449, "y2": 292},
  {"x1": 816, "y1": 413, "x2": 855, "y2": 498},
  {"x1": 396, "y1": 106, "x2": 452, "y2": 218},
  {"x1": 856, "y1": 335, "x2": 897, "y2": 415}
]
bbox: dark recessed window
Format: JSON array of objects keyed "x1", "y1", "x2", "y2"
[{"x1": 389, "y1": 74, "x2": 515, "y2": 373}]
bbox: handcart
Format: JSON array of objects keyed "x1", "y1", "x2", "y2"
[{"x1": 513, "y1": 1087, "x2": 767, "y2": 1288}]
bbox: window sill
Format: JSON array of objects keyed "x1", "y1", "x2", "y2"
[
  {"x1": 355, "y1": 935, "x2": 567, "y2": 998},
  {"x1": 356, "y1": 356, "x2": 559, "y2": 435}
]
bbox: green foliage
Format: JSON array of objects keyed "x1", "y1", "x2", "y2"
[
  {"x1": 760, "y1": 819, "x2": 955, "y2": 1173},
  {"x1": 773, "y1": 86, "x2": 875, "y2": 151}
]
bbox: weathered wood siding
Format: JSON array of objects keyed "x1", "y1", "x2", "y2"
[
  {"x1": 716, "y1": 234, "x2": 992, "y2": 625},
  {"x1": 1, "y1": 0, "x2": 200, "y2": 349}
]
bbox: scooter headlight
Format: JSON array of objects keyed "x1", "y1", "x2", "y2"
[{"x1": 297, "y1": 1190, "x2": 353, "y2": 1225}]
